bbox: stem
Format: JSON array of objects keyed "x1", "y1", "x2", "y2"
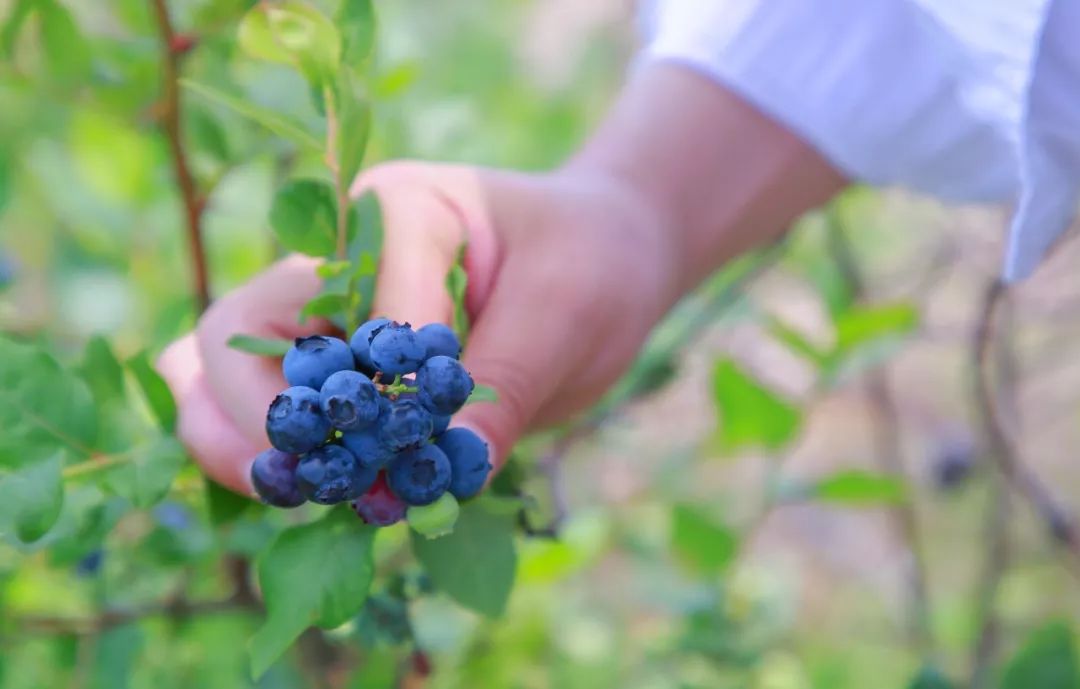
[
  {"x1": 322, "y1": 85, "x2": 348, "y2": 262},
  {"x1": 150, "y1": 0, "x2": 211, "y2": 314},
  {"x1": 62, "y1": 452, "x2": 131, "y2": 480}
]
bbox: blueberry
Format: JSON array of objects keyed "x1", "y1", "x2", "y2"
[
  {"x1": 341, "y1": 424, "x2": 396, "y2": 469},
  {"x1": 435, "y1": 427, "x2": 491, "y2": 499},
  {"x1": 351, "y1": 472, "x2": 408, "y2": 526},
  {"x1": 153, "y1": 502, "x2": 192, "y2": 530},
  {"x1": 387, "y1": 444, "x2": 452, "y2": 506},
  {"x1": 379, "y1": 397, "x2": 433, "y2": 452},
  {"x1": 432, "y1": 413, "x2": 451, "y2": 436},
  {"x1": 266, "y1": 386, "x2": 331, "y2": 454},
  {"x1": 295, "y1": 444, "x2": 377, "y2": 505},
  {"x1": 320, "y1": 370, "x2": 381, "y2": 431},
  {"x1": 369, "y1": 322, "x2": 426, "y2": 376},
  {"x1": 350, "y1": 317, "x2": 391, "y2": 373},
  {"x1": 416, "y1": 355, "x2": 474, "y2": 415},
  {"x1": 250, "y1": 448, "x2": 306, "y2": 507},
  {"x1": 283, "y1": 335, "x2": 355, "y2": 389},
  {"x1": 75, "y1": 549, "x2": 104, "y2": 577},
  {"x1": 416, "y1": 323, "x2": 461, "y2": 360}
]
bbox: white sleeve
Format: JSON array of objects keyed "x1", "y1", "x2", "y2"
[{"x1": 639, "y1": 0, "x2": 1080, "y2": 281}]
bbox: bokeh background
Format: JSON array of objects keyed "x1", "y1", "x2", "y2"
[{"x1": 2, "y1": 0, "x2": 1080, "y2": 688}]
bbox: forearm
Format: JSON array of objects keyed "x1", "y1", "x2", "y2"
[{"x1": 566, "y1": 62, "x2": 847, "y2": 294}]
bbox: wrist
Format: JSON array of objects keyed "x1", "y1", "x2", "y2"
[{"x1": 564, "y1": 62, "x2": 847, "y2": 294}]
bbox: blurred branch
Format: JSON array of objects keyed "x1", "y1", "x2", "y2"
[
  {"x1": 825, "y1": 211, "x2": 933, "y2": 654},
  {"x1": 150, "y1": 0, "x2": 211, "y2": 314}
]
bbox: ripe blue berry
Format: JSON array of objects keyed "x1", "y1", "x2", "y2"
[
  {"x1": 320, "y1": 370, "x2": 381, "y2": 431},
  {"x1": 350, "y1": 317, "x2": 391, "y2": 373},
  {"x1": 295, "y1": 444, "x2": 377, "y2": 505},
  {"x1": 351, "y1": 472, "x2": 408, "y2": 526},
  {"x1": 379, "y1": 397, "x2": 433, "y2": 452},
  {"x1": 416, "y1": 355, "x2": 474, "y2": 415},
  {"x1": 387, "y1": 444, "x2": 452, "y2": 506},
  {"x1": 266, "y1": 386, "x2": 331, "y2": 454},
  {"x1": 341, "y1": 424, "x2": 396, "y2": 469},
  {"x1": 416, "y1": 323, "x2": 461, "y2": 360},
  {"x1": 250, "y1": 448, "x2": 306, "y2": 507},
  {"x1": 435, "y1": 428, "x2": 491, "y2": 499},
  {"x1": 369, "y1": 322, "x2": 426, "y2": 376},
  {"x1": 432, "y1": 413, "x2": 451, "y2": 436},
  {"x1": 283, "y1": 335, "x2": 354, "y2": 389}
]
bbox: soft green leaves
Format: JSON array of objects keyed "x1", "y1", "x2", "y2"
[
  {"x1": 238, "y1": 1, "x2": 341, "y2": 86},
  {"x1": 671, "y1": 504, "x2": 739, "y2": 575},
  {"x1": 412, "y1": 501, "x2": 517, "y2": 617},
  {"x1": 834, "y1": 302, "x2": 918, "y2": 354},
  {"x1": 205, "y1": 478, "x2": 253, "y2": 527},
  {"x1": 711, "y1": 359, "x2": 801, "y2": 453},
  {"x1": 0, "y1": 452, "x2": 64, "y2": 543},
  {"x1": 226, "y1": 335, "x2": 293, "y2": 357},
  {"x1": 446, "y1": 244, "x2": 470, "y2": 343},
  {"x1": 37, "y1": 0, "x2": 91, "y2": 87},
  {"x1": 181, "y1": 80, "x2": 322, "y2": 151},
  {"x1": 78, "y1": 336, "x2": 126, "y2": 408},
  {"x1": 102, "y1": 438, "x2": 186, "y2": 508},
  {"x1": 813, "y1": 470, "x2": 906, "y2": 506},
  {"x1": 269, "y1": 178, "x2": 339, "y2": 257},
  {"x1": 299, "y1": 293, "x2": 350, "y2": 322},
  {"x1": 127, "y1": 351, "x2": 176, "y2": 434},
  {"x1": 337, "y1": 0, "x2": 375, "y2": 64},
  {"x1": 906, "y1": 665, "x2": 955, "y2": 689},
  {"x1": 1000, "y1": 621, "x2": 1079, "y2": 689},
  {"x1": 250, "y1": 508, "x2": 376, "y2": 679},
  {"x1": 336, "y1": 72, "x2": 371, "y2": 186}
]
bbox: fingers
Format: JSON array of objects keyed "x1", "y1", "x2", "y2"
[{"x1": 196, "y1": 255, "x2": 328, "y2": 444}]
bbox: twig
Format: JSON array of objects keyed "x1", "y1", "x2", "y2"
[
  {"x1": 826, "y1": 211, "x2": 933, "y2": 653},
  {"x1": 150, "y1": 0, "x2": 211, "y2": 313}
]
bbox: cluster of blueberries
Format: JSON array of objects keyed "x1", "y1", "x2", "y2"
[{"x1": 250, "y1": 319, "x2": 491, "y2": 529}]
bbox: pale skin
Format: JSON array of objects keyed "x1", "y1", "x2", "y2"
[{"x1": 157, "y1": 63, "x2": 847, "y2": 495}]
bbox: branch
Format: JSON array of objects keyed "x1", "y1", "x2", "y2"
[{"x1": 150, "y1": 0, "x2": 211, "y2": 313}]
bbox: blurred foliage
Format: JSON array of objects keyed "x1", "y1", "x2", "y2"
[{"x1": 1, "y1": 0, "x2": 1078, "y2": 688}]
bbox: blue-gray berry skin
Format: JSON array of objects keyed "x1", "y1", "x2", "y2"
[
  {"x1": 266, "y1": 386, "x2": 331, "y2": 454},
  {"x1": 416, "y1": 355, "x2": 474, "y2": 415},
  {"x1": 295, "y1": 444, "x2": 377, "y2": 505},
  {"x1": 320, "y1": 370, "x2": 381, "y2": 431},
  {"x1": 378, "y1": 397, "x2": 433, "y2": 452},
  {"x1": 386, "y1": 444, "x2": 452, "y2": 506},
  {"x1": 350, "y1": 317, "x2": 391, "y2": 373},
  {"x1": 432, "y1": 413, "x2": 451, "y2": 436},
  {"x1": 251, "y1": 448, "x2": 306, "y2": 507},
  {"x1": 369, "y1": 322, "x2": 426, "y2": 376},
  {"x1": 435, "y1": 428, "x2": 491, "y2": 499},
  {"x1": 341, "y1": 425, "x2": 397, "y2": 469},
  {"x1": 283, "y1": 335, "x2": 355, "y2": 389},
  {"x1": 416, "y1": 323, "x2": 461, "y2": 360}
]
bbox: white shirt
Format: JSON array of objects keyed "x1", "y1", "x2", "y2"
[{"x1": 641, "y1": 0, "x2": 1080, "y2": 281}]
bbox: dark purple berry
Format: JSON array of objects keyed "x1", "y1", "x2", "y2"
[
  {"x1": 250, "y1": 448, "x2": 306, "y2": 507},
  {"x1": 416, "y1": 323, "x2": 461, "y2": 360},
  {"x1": 351, "y1": 472, "x2": 408, "y2": 526},
  {"x1": 320, "y1": 370, "x2": 381, "y2": 431}
]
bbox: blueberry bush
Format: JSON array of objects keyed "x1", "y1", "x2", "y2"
[{"x1": 2, "y1": 1, "x2": 1080, "y2": 688}]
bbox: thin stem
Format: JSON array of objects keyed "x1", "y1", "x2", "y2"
[
  {"x1": 322, "y1": 85, "x2": 349, "y2": 262},
  {"x1": 62, "y1": 452, "x2": 131, "y2": 480},
  {"x1": 150, "y1": 0, "x2": 211, "y2": 313}
]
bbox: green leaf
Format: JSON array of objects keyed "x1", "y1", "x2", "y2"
[
  {"x1": 78, "y1": 336, "x2": 126, "y2": 408},
  {"x1": 181, "y1": 79, "x2": 322, "y2": 151},
  {"x1": 766, "y1": 316, "x2": 827, "y2": 368},
  {"x1": 299, "y1": 293, "x2": 349, "y2": 322},
  {"x1": 1000, "y1": 621, "x2": 1079, "y2": 689},
  {"x1": 906, "y1": 664, "x2": 955, "y2": 689},
  {"x1": 186, "y1": 106, "x2": 230, "y2": 162},
  {"x1": 269, "y1": 178, "x2": 339, "y2": 257},
  {"x1": 834, "y1": 302, "x2": 918, "y2": 354},
  {"x1": 226, "y1": 334, "x2": 293, "y2": 357},
  {"x1": 205, "y1": 478, "x2": 252, "y2": 527},
  {"x1": 711, "y1": 359, "x2": 801, "y2": 453},
  {"x1": 0, "y1": 0, "x2": 34, "y2": 60},
  {"x1": 337, "y1": 0, "x2": 375, "y2": 64},
  {"x1": 813, "y1": 470, "x2": 906, "y2": 506},
  {"x1": 0, "y1": 338, "x2": 97, "y2": 464},
  {"x1": 37, "y1": 0, "x2": 91, "y2": 87},
  {"x1": 346, "y1": 191, "x2": 383, "y2": 326},
  {"x1": 467, "y1": 384, "x2": 498, "y2": 405},
  {"x1": 239, "y1": 1, "x2": 341, "y2": 86},
  {"x1": 336, "y1": 72, "x2": 371, "y2": 186},
  {"x1": 250, "y1": 508, "x2": 376, "y2": 679},
  {"x1": 127, "y1": 351, "x2": 176, "y2": 434},
  {"x1": 412, "y1": 501, "x2": 516, "y2": 617},
  {"x1": 89, "y1": 624, "x2": 144, "y2": 689},
  {"x1": 446, "y1": 244, "x2": 470, "y2": 344},
  {"x1": 102, "y1": 438, "x2": 186, "y2": 508},
  {"x1": 671, "y1": 504, "x2": 739, "y2": 575},
  {"x1": 0, "y1": 452, "x2": 65, "y2": 543}
]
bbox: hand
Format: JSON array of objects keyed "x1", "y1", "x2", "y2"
[{"x1": 158, "y1": 161, "x2": 675, "y2": 494}]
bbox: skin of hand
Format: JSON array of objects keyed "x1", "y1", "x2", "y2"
[{"x1": 157, "y1": 63, "x2": 846, "y2": 495}]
